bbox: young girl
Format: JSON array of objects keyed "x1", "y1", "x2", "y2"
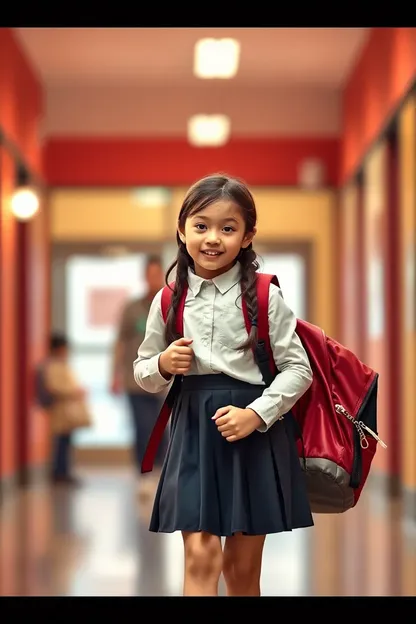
[{"x1": 133, "y1": 173, "x2": 314, "y2": 597}]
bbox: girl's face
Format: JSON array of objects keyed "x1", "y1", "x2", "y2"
[{"x1": 178, "y1": 200, "x2": 255, "y2": 279}]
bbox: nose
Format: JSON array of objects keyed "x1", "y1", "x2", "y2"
[{"x1": 206, "y1": 229, "x2": 221, "y2": 244}]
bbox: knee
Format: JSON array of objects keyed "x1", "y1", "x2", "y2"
[
  {"x1": 184, "y1": 535, "x2": 223, "y2": 582},
  {"x1": 223, "y1": 554, "x2": 260, "y2": 589}
]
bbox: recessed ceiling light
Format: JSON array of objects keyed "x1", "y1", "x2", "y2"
[
  {"x1": 194, "y1": 38, "x2": 240, "y2": 79},
  {"x1": 187, "y1": 114, "x2": 231, "y2": 147}
]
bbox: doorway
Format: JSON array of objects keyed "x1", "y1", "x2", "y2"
[{"x1": 52, "y1": 246, "x2": 161, "y2": 460}]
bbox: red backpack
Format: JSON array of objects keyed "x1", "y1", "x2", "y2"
[{"x1": 141, "y1": 273, "x2": 386, "y2": 514}]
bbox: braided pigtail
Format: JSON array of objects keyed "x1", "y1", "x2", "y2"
[
  {"x1": 164, "y1": 238, "x2": 192, "y2": 345},
  {"x1": 236, "y1": 245, "x2": 259, "y2": 352}
]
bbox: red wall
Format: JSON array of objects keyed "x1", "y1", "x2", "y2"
[
  {"x1": 43, "y1": 136, "x2": 340, "y2": 187},
  {"x1": 0, "y1": 29, "x2": 43, "y2": 176},
  {"x1": 341, "y1": 27, "x2": 416, "y2": 184},
  {"x1": 0, "y1": 148, "x2": 17, "y2": 480},
  {"x1": 0, "y1": 29, "x2": 48, "y2": 483}
]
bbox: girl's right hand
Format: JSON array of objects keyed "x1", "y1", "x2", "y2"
[{"x1": 159, "y1": 338, "x2": 194, "y2": 378}]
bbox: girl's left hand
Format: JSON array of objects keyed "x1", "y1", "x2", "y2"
[{"x1": 212, "y1": 406, "x2": 263, "y2": 442}]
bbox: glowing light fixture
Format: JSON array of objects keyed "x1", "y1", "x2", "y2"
[
  {"x1": 194, "y1": 38, "x2": 240, "y2": 79},
  {"x1": 11, "y1": 188, "x2": 39, "y2": 221},
  {"x1": 11, "y1": 164, "x2": 39, "y2": 221},
  {"x1": 187, "y1": 114, "x2": 231, "y2": 147}
]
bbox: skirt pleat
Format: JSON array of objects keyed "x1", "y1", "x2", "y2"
[{"x1": 149, "y1": 374, "x2": 313, "y2": 537}]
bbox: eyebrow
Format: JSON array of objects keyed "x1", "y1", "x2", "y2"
[{"x1": 191, "y1": 214, "x2": 239, "y2": 223}]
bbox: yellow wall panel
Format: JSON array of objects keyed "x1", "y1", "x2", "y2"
[
  {"x1": 50, "y1": 188, "x2": 168, "y2": 241},
  {"x1": 50, "y1": 186, "x2": 336, "y2": 336}
]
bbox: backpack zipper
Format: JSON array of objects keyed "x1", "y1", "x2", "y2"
[
  {"x1": 335, "y1": 400, "x2": 387, "y2": 490},
  {"x1": 335, "y1": 403, "x2": 387, "y2": 449}
]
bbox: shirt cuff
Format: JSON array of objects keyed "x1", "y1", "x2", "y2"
[
  {"x1": 144, "y1": 353, "x2": 172, "y2": 387},
  {"x1": 246, "y1": 395, "x2": 283, "y2": 433}
]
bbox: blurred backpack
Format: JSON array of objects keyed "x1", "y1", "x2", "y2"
[
  {"x1": 141, "y1": 272, "x2": 387, "y2": 514},
  {"x1": 35, "y1": 362, "x2": 54, "y2": 409}
]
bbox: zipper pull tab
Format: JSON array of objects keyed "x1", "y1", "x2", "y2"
[{"x1": 359, "y1": 422, "x2": 387, "y2": 449}]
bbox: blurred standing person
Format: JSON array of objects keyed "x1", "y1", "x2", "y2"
[{"x1": 111, "y1": 255, "x2": 167, "y2": 499}]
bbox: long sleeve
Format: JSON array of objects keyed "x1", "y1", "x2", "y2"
[
  {"x1": 132, "y1": 288, "x2": 172, "y2": 393},
  {"x1": 246, "y1": 283, "x2": 313, "y2": 432}
]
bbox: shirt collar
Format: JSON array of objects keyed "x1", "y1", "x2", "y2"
[{"x1": 187, "y1": 262, "x2": 241, "y2": 297}]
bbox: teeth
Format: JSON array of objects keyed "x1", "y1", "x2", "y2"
[{"x1": 203, "y1": 251, "x2": 220, "y2": 256}]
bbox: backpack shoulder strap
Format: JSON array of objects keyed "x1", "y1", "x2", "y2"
[
  {"x1": 256, "y1": 273, "x2": 279, "y2": 384},
  {"x1": 161, "y1": 283, "x2": 174, "y2": 323}
]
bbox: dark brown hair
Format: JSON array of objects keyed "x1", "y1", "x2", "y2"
[{"x1": 165, "y1": 173, "x2": 259, "y2": 351}]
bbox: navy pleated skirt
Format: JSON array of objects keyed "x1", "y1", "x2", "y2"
[{"x1": 149, "y1": 374, "x2": 314, "y2": 537}]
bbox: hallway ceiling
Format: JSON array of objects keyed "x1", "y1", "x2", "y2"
[
  {"x1": 14, "y1": 28, "x2": 370, "y2": 138},
  {"x1": 16, "y1": 28, "x2": 368, "y2": 87}
]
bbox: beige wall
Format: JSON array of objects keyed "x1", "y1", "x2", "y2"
[
  {"x1": 363, "y1": 140, "x2": 390, "y2": 476},
  {"x1": 399, "y1": 96, "x2": 416, "y2": 491},
  {"x1": 50, "y1": 187, "x2": 336, "y2": 336},
  {"x1": 339, "y1": 182, "x2": 362, "y2": 357}
]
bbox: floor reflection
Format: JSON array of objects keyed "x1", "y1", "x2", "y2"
[{"x1": 0, "y1": 467, "x2": 414, "y2": 596}]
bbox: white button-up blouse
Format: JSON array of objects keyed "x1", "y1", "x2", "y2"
[{"x1": 133, "y1": 262, "x2": 313, "y2": 431}]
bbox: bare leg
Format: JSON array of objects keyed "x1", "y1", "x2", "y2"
[
  {"x1": 222, "y1": 533, "x2": 266, "y2": 596},
  {"x1": 182, "y1": 531, "x2": 223, "y2": 596}
]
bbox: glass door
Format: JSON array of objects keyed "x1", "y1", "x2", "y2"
[{"x1": 64, "y1": 253, "x2": 149, "y2": 449}]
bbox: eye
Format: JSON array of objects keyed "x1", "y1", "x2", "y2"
[
  {"x1": 223, "y1": 226, "x2": 235, "y2": 233},
  {"x1": 194, "y1": 223, "x2": 207, "y2": 231}
]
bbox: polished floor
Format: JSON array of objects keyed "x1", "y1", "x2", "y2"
[{"x1": 0, "y1": 466, "x2": 415, "y2": 597}]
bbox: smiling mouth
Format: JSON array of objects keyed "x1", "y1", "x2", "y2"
[{"x1": 201, "y1": 250, "x2": 223, "y2": 257}]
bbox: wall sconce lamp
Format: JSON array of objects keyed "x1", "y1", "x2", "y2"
[{"x1": 11, "y1": 163, "x2": 40, "y2": 221}]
